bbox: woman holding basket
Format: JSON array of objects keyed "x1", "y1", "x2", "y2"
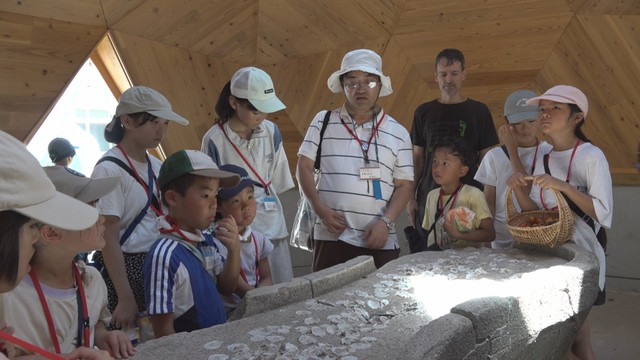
[{"x1": 508, "y1": 85, "x2": 612, "y2": 360}]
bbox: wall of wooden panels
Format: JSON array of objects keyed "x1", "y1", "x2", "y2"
[{"x1": 0, "y1": 0, "x2": 638, "y2": 184}]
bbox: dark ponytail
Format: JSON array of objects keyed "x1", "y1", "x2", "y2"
[
  {"x1": 214, "y1": 81, "x2": 257, "y2": 124},
  {"x1": 104, "y1": 112, "x2": 158, "y2": 144},
  {"x1": 568, "y1": 104, "x2": 591, "y2": 143}
]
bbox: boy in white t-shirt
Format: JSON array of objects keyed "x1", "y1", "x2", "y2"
[
  {"x1": 215, "y1": 164, "x2": 273, "y2": 316},
  {"x1": 475, "y1": 90, "x2": 552, "y2": 248}
]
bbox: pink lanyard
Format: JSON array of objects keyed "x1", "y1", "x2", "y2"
[
  {"x1": 116, "y1": 144, "x2": 163, "y2": 216},
  {"x1": 540, "y1": 139, "x2": 581, "y2": 210},
  {"x1": 239, "y1": 233, "x2": 260, "y2": 287},
  {"x1": 29, "y1": 262, "x2": 90, "y2": 354},
  {"x1": 339, "y1": 111, "x2": 386, "y2": 163},
  {"x1": 219, "y1": 123, "x2": 272, "y2": 194}
]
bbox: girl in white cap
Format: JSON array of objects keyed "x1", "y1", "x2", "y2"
[
  {"x1": 201, "y1": 67, "x2": 295, "y2": 284},
  {"x1": 91, "y1": 86, "x2": 189, "y2": 335},
  {"x1": 508, "y1": 85, "x2": 612, "y2": 360},
  {"x1": 1, "y1": 167, "x2": 136, "y2": 358},
  {"x1": 0, "y1": 131, "x2": 111, "y2": 360}
]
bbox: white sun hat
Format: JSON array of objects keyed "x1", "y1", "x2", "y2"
[{"x1": 327, "y1": 49, "x2": 392, "y2": 97}]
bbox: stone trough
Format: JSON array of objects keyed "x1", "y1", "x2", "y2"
[{"x1": 132, "y1": 243, "x2": 599, "y2": 359}]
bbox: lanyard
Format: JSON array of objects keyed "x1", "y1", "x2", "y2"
[
  {"x1": 159, "y1": 216, "x2": 209, "y2": 269},
  {"x1": 116, "y1": 144, "x2": 163, "y2": 216},
  {"x1": 239, "y1": 233, "x2": 260, "y2": 287},
  {"x1": 219, "y1": 123, "x2": 272, "y2": 195},
  {"x1": 340, "y1": 111, "x2": 386, "y2": 163},
  {"x1": 437, "y1": 184, "x2": 463, "y2": 216},
  {"x1": 29, "y1": 262, "x2": 90, "y2": 354},
  {"x1": 540, "y1": 139, "x2": 581, "y2": 210}
]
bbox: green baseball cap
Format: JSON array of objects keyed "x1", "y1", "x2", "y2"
[{"x1": 159, "y1": 150, "x2": 240, "y2": 189}]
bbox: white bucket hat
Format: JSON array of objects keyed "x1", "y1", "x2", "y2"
[
  {"x1": 115, "y1": 86, "x2": 189, "y2": 125},
  {"x1": 231, "y1": 67, "x2": 286, "y2": 114},
  {"x1": 0, "y1": 131, "x2": 99, "y2": 230},
  {"x1": 327, "y1": 49, "x2": 392, "y2": 97}
]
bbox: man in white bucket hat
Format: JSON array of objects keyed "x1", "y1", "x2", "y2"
[
  {"x1": 297, "y1": 49, "x2": 413, "y2": 271},
  {"x1": 407, "y1": 48, "x2": 498, "y2": 251}
]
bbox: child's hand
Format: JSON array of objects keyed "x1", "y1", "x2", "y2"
[
  {"x1": 443, "y1": 216, "x2": 462, "y2": 239},
  {"x1": 533, "y1": 174, "x2": 568, "y2": 192},
  {"x1": 507, "y1": 172, "x2": 529, "y2": 189},
  {"x1": 97, "y1": 330, "x2": 135, "y2": 359},
  {"x1": 0, "y1": 322, "x2": 16, "y2": 358},
  {"x1": 64, "y1": 347, "x2": 114, "y2": 360},
  {"x1": 498, "y1": 124, "x2": 518, "y2": 152},
  {"x1": 215, "y1": 215, "x2": 240, "y2": 251}
]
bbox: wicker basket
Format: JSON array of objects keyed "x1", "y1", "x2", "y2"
[{"x1": 505, "y1": 187, "x2": 573, "y2": 247}]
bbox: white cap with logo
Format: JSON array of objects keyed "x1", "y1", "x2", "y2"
[
  {"x1": 0, "y1": 131, "x2": 99, "y2": 230},
  {"x1": 230, "y1": 67, "x2": 286, "y2": 114}
]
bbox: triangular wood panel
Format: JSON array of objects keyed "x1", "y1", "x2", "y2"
[{"x1": 0, "y1": 0, "x2": 638, "y2": 184}]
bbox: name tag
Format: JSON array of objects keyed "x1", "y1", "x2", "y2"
[
  {"x1": 360, "y1": 167, "x2": 381, "y2": 180},
  {"x1": 263, "y1": 196, "x2": 277, "y2": 212}
]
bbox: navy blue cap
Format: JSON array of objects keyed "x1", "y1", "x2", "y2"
[{"x1": 217, "y1": 164, "x2": 263, "y2": 200}]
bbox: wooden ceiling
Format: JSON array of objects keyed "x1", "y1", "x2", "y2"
[{"x1": 0, "y1": 0, "x2": 639, "y2": 184}]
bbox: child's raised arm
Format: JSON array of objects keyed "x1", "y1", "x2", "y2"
[{"x1": 214, "y1": 216, "x2": 241, "y2": 296}]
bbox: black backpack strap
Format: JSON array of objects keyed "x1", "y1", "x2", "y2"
[
  {"x1": 501, "y1": 145, "x2": 509, "y2": 159},
  {"x1": 542, "y1": 154, "x2": 596, "y2": 232},
  {"x1": 314, "y1": 110, "x2": 332, "y2": 171},
  {"x1": 96, "y1": 156, "x2": 156, "y2": 246},
  {"x1": 96, "y1": 156, "x2": 161, "y2": 210}
]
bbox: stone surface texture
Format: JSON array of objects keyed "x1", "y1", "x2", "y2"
[{"x1": 133, "y1": 243, "x2": 598, "y2": 359}]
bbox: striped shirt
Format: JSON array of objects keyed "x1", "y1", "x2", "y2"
[
  {"x1": 143, "y1": 231, "x2": 226, "y2": 332},
  {"x1": 298, "y1": 106, "x2": 413, "y2": 249}
]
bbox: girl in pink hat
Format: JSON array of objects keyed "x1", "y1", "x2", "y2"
[{"x1": 508, "y1": 85, "x2": 612, "y2": 360}]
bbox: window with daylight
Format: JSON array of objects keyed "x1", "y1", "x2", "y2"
[{"x1": 27, "y1": 33, "x2": 130, "y2": 176}]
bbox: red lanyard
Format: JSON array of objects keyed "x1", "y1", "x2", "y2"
[
  {"x1": 29, "y1": 262, "x2": 90, "y2": 354},
  {"x1": 340, "y1": 111, "x2": 386, "y2": 163},
  {"x1": 239, "y1": 233, "x2": 260, "y2": 287},
  {"x1": 159, "y1": 215, "x2": 196, "y2": 243},
  {"x1": 540, "y1": 139, "x2": 581, "y2": 210},
  {"x1": 116, "y1": 144, "x2": 163, "y2": 216},
  {"x1": 438, "y1": 184, "x2": 463, "y2": 215},
  {"x1": 219, "y1": 123, "x2": 272, "y2": 195}
]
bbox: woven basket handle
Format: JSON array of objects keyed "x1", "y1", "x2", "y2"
[
  {"x1": 505, "y1": 177, "x2": 571, "y2": 225},
  {"x1": 505, "y1": 176, "x2": 534, "y2": 222}
]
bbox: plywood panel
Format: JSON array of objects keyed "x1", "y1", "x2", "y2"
[
  {"x1": 257, "y1": 0, "x2": 389, "y2": 64},
  {"x1": 0, "y1": 11, "x2": 104, "y2": 139},
  {"x1": 565, "y1": 0, "x2": 640, "y2": 14},
  {"x1": 109, "y1": 0, "x2": 258, "y2": 64},
  {"x1": 110, "y1": 30, "x2": 232, "y2": 155},
  {"x1": 0, "y1": 0, "x2": 105, "y2": 26},
  {"x1": 537, "y1": 15, "x2": 640, "y2": 183}
]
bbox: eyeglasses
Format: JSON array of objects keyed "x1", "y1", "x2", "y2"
[{"x1": 343, "y1": 80, "x2": 380, "y2": 91}]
